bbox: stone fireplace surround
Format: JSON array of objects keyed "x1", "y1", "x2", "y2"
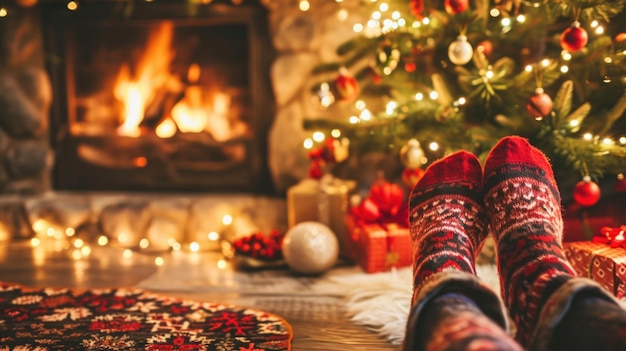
[{"x1": 0, "y1": 0, "x2": 372, "y2": 245}]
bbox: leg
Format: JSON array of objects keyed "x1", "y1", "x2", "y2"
[
  {"x1": 483, "y1": 136, "x2": 626, "y2": 351},
  {"x1": 404, "y1": 150, "x2": 521, "y2": 351}
]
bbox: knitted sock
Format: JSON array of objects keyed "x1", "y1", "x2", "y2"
[
  {"x1": 409, "y1": 150, "x2": 487, "y2": 291},
  {"x1": 415, "y1": 293, "x2": 523, "y2": 351},
  {"x1": 483, "y1": 136, "x2": 577, "y2": 346},
  {"x1": 550, "y1": 295, "x2": 626, "y2": 351}
]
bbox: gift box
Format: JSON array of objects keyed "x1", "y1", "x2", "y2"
[
  {"x1": 346, "y1": 214, "x2": 412, "y2": 273},
  {"x1": 564, "y1": 241, "x2": 626, "y2": 298},
  {"x1": 287, "y1": 175, "x2": 357, "y2": 257},
  {"x1": 344, "y1": 178, "x2": 412, "y2": 273}
]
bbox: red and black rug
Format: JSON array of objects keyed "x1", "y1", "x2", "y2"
[{"x1": 0, "y1": 282, "x2": 293, "y2": 350}]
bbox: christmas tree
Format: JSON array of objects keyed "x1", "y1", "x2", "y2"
[{"x1": 304, "y1": 0, "x2": 626, "y2": 204}]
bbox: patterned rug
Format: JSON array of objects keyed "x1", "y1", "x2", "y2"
[{"x1": 0, "y1": 282, "x2": 293, "y2": 351}]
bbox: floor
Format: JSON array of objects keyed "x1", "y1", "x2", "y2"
[{"x1": 0, "y1": 239, "x2": 401, "y2": 351}]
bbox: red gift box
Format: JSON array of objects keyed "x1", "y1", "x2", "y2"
[
  {"x1": 564, "y1": 241, "x2": 626, "y2": 298},
  {"x1": 346, "y1": 214, "x2": 412, "y2": 273}
]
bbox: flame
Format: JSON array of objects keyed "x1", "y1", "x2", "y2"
[
  {"x1": 114, "y1": 21, "x2": 175, "y2": 137},
  {"x1": 112, "y1": 21, "x2": 243, "y2": 142},
  {"x1": 155, "y1": 118, "x2": 177, "y2": 138}
]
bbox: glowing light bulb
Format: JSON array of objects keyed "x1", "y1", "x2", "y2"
[
  {"x1": 73, "y1": 239, "x2": 84, "y2": 248},
  {"x1": 386, "y1": 101, "x2": 397, "y2": 114},
  {"x1": 0, "y1": 7, "x2": 7, "y2": 17},
  {"x1": 303, "y1": 138, "x2": 314, "y2": 149},
  {"x1": 97, "y1": 236, "x2": 109, "y2": 246},
  {"x1": 208, "y1": 231, "x2": 220, "y2": 241},
  {"x1": 67, "y1": 0, "x2": 78, "y2": 10},
  {"x1": 81, "y1": 246, "x2": 91, "y2": 256},
  {"x1": 360, "y1": 109, "x2": 372, "y2": 121},
  {"x1": 139, "y1": 238, "x2": 150, "y2": 249},
  {"x1": 312, "y1": 131, "x2": 325, "y2": 142},
  {"x1": 222, "y1": 215, "x2": 233, "y2": 227},
  {"x1": 429, "y1": 142, "x2": 439, "y2": 151},
  {"x1": 189, "y1": 242, "x2": 200, "y2": 252},
  {"x1": 299, "y1": 0, "x2": 310, "y2": 11}
]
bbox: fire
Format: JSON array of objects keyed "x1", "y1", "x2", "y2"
[{"x1": 113, "y1": 21, "x2": 243, "y2": 141}]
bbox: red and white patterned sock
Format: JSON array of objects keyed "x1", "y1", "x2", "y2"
[
  {"x1": 406, "y1": 150, "x2": 521, "y2": 351},
  {"x1": 483, "y1": 136, "x2": 577, "y2": 346},
  {"x1": 409, "y1": 150, "x2": 487, "y2": 290}
]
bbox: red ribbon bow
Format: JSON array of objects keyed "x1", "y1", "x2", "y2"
[
  {"x1": 592, "y1": 226, "x2": 626, "y2": 248},
  {"x1": 350, "y1": 180, "x2": 408, "y2": 226}
]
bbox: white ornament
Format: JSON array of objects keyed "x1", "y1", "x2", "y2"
[
  {"x1": 282, "y1": 222, "x2": 339, "y2": 275},
  {"x1": 448, "y1": 35, "x2": 473, "y2": 65},
  {"x1": 400, "y1": 138, "x2": 425, "y2": 169}
]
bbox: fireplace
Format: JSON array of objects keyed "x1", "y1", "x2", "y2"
[{"x1": 40, "y1": 0, "x2": 275, "y2": 193}]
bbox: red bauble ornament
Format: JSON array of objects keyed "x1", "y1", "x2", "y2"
[
  {"x1": 561, "y1": 22, "x2": 588, "y2": 52},
  {"x1": 402, "y1": 167, "x2": 425, "y2": 187},
  {"x1": 445, "y1": 0, "x2": 469, "y2": 14},
  {"x1": 477, "y1": 40, "x2": 493, "y2": 57},
  {"x1": 333, "y1": 71, "x2": 359, "y2": 102},
  {"x1": 525, "y1": 88, "x2": 553, "y2": 120},
  {"x1": 573, "y1": 176, "x2": 601, "y2": 207},
  {"x1": 409, "y1": 0, "x2": 424, "y2": 18},
  {"x1": 616, "y1": 33, "x2": 626, "y2": 43}
]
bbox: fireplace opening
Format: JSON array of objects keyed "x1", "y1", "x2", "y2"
[{"x1": 41, "y1": 1, "x2": 275, "y2": 193}]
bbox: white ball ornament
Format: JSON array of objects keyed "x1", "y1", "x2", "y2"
[
  {"x1": 399, "y1": 138, "x2": 425, "y2": 169},
  {"x1": 448, "y1": 35, "x2": 474, "y2": 65},
  {"x1": 282, "y1": 222, "x2": 339, "y2": 275}
]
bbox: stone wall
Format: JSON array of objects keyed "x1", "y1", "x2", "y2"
[{"x1": 0, "y1": 9, "x2": 53, "y2": 194}]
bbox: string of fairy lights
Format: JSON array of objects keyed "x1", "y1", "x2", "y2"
[{"x1": 28, "y1": 213, "x2": 235, "y2": 269}]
